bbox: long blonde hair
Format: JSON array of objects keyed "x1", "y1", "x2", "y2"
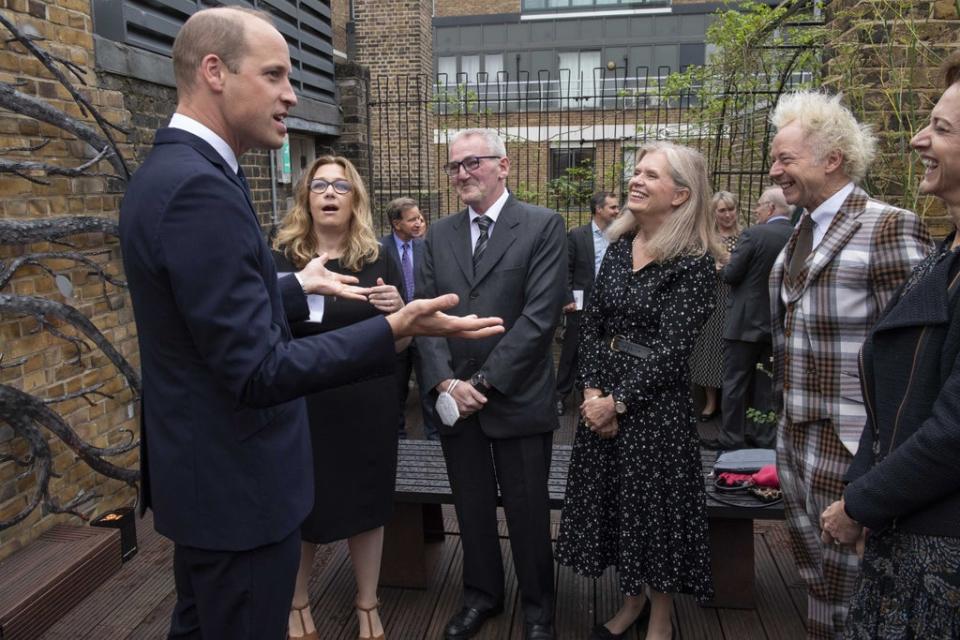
[
  {"x1": 607, "y1": 142, "x2": 724, "y2": 262},
  {"x1": 273, "y1": 155, "x2": 380, "y2": 272}
]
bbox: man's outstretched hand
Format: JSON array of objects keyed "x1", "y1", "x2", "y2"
[
  {"x1": 298, "y1": 253, "x2": 371, "y2": 300},
  {"x1": 386, "y1": 294, "x2": 504, "y2": 339}
]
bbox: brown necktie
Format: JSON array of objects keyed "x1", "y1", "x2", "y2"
[{"x1": 789, "y1": 214, "x2": 815, "y2": 280}]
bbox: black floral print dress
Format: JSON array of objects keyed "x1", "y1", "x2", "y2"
[{"x1": 555, "y1": 235, "x2": 716, "y2": 600}]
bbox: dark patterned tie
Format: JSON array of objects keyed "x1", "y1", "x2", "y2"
[
  {"x1": 400, "y1": 242, "x2": 415, "y2": 303},
  {"x1": 473, "y1": 215, "x2": 491, "y2": 273},
  {"x1": 789, "y1": 213, "x2": 815, "y2": 281}
]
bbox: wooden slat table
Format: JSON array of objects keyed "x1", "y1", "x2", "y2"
[{"x1": 384, "y1": 439, "x2": 783, "y2": 609}]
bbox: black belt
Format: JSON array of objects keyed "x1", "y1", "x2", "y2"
[{"x1": 608, "y1": 335, "x2": 652, "y2": 359}]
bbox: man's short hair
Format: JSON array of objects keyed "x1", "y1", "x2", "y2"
[
  {"x1": 385, "y1": 197, "x2": 418, "y2": 223},
  {"x1": 759, "y1": 186, "x2": 789, "y2": 215},
  {"x1": 942, "y1": 50, "x2": 960, "y2": 88},
  {"x1": 770, "y1": 91, "x2": 877, "y2": 183},
  {"x1": 590, "y1": 191, "x2": 615, "y2": 214},
  {"x1": 172, "y1": 7, "x2": 274, "y2": 94},
  {"x1": 449, "y1": 128, "x2": 507, "y2": 157}
]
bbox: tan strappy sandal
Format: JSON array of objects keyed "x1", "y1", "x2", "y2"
[
  {"x1": 289, "y1": 603, "x2": 319, "y2": 640},
  {"x1": 356, "y1": 599, "x2": 385, "y2": 640}
]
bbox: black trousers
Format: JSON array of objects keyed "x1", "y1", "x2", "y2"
[
  {"x1": 440, "y1": 420, "x2": 555, "y2": 625},
  {"x1": 720, "y1": 338, "x2": 775, "y2": 448},
  {"x1": 555, "y1": 311, "x2": 581, "y2": 402},
  {"x1": 168, "y1": 527, "x2": 300, "y2": 640},
  {"x1": 396, "y1": 344, "x2": 440, "y2": 439}
]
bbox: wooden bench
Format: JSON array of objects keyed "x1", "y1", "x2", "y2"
[{"x1": 383, "y1": 439, "x2": 783, "y2": 609}]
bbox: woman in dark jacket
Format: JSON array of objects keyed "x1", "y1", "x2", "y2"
[{"x1": 820, "y1": 52, "x2": 960, "y2": 639}]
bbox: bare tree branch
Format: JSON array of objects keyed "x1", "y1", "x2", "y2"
[
  {"x1": 0, "y1": 146, "x2": 119, "y2": 185},
  {"x1": 43, "y1": 382, "x2": 114, "y2": 406},
  {"x1": 0, "y1": 250, "x2": 127, "y2": 291},
  {"x1": 0, "y1": 138, "x2": 49, "y2": 154},
  {"x1": 0, "y1": 12, "x2": 130, "y2": 178},
  {"x1": 0, "y1": 82, "x2": 126, "y2": 177},
  {"x1": 0, "y1": 294, "x2": 141, "y2": 397},
  {"x1": 0, "y1": 216, "x2": 119, "y2": 245}
]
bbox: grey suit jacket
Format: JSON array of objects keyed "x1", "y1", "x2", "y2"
[
  {"x1": 379, "y1": 233, "x2": 424, "y2": 301},
  {"x1": 720, "y1": 218, "x2": 793, "y2": 343},
  {"x1": 565, "y1": 222, "x2": 596, "y2": 307},
  {"x1": 416, "y1": 194, "x2": 567, "y2": 438}
]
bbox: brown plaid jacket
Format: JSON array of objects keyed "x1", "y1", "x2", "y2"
[{"x1": 769, "y1": 186, "x2": 933, "y2": 453}]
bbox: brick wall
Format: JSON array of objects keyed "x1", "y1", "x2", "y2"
[
  {"x1": 434, "y1": 0, "x2": 519, "y2": 17},
  {"x1": 353, "y1": 0, "x2": 435, "y2": 216},
  {"x1": 824, "y1": 0, "x2": 960, "y2": 236},
  {"x1": 331, "y1": 0, "x2": 349, "y2": 56}
]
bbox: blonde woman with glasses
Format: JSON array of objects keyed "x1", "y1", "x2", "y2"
[{"x1": 273, "y1": 155, "x2": 405, "y2": 640}]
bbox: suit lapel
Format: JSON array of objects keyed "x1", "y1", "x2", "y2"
[
  {"x1": 785, "y1": 188, "x2": 865, "y2": 302},
  {"x1": 447, "y1": 210, "x2": 474, "y2": 284},
  {"x1": 582, "y1": 224, "x2": 595, "y2": 276},
  {"x1": 473, "y1": 196, "x2": 520, "y2": 284},
  {"x1": 156, "y1": 128, "x2": 255, "y2": 220}
]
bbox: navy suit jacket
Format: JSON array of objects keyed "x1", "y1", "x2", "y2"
[
  {"x1": 120, "y1": 128, "x2": 395, "y2": 551},
  {"x1": 379, "y1": 232, "x2": 424, "y2": 301}
]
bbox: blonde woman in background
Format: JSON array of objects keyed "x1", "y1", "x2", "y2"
[{"x1": 689, "y1": 191, "x2": 740, "y2": 423}]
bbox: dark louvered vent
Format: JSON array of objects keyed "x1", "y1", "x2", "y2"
[{"x1": 92, "y1": 0, "x2": 336, "y2": 105}]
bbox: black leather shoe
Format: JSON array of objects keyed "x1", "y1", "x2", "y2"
[
  {"x1": 589, "y1": 599, "x2": 651, "y2": 639},
  {"x1": 525, "y1": 622, "x2": 555, "y2": 640},
  {"x1": 444, "y1": 605, "x2": 502, "y2": 639}
]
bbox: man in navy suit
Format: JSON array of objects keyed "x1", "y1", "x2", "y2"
[
  {"x1": 379, "y1": 197, "x2": 440, "y2": 439},
  {"x1": 119, "y1": 8, "x2": 502, "y2": 639},
  {"x1": 710, "y1": 186, "x2": 794, "y2": 450}
]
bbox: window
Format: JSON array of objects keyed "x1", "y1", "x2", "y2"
[
  {"x1": 522, "y1": 0, "x2": 667, "y2": 8},
  {"x1": 549, "y1": 146, "x2": 596, "y2": 209},
  {"x1": 558, "y1": 50, "x2": 601, "y2": 101}
]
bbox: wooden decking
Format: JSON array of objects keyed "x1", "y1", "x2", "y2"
[{"x1": 37, "y1": 396, "x2": 808, "y2": 639}]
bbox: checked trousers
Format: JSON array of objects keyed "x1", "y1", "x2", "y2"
[{"x1": 776, "y1": 418, "x2": 860, "y2": 640}]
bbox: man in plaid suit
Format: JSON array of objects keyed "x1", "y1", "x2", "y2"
[{"x1": 767, "y1": 92, "x2": 933, "y2": 639}]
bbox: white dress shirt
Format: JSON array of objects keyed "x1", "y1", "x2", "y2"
[
  {"x1": 168, "y1": 113, "x2": 239, "y2": 174},
  {"x1": 468, "y1": 189, "x2": 510, "y2": 251},
  {"x1": 808, "y1": 182, "x2": 855, "y2": 249}
]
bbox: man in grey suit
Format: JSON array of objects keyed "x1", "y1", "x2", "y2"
[
  {"x1": 710, "y1": 187, "x2": 794, "y2": 450},
  {"x1": 380, "y1": 197, "x2": 440, "y2": 439},
  {"x1": 554, "y1": 191, "x2": 618, "y2": 415},
  {"x1": 417, "y1": 129, "x2": 566, "y2": 640}
]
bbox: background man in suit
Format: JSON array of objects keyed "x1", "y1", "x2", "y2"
[
  {"x1": 380, "y1": 197, "x2": 440, "y2": 439},
  {"x1": 119, "y1": 9, "x2": 502, "y2": 639},
  {"x1": 767, "y1": 91, "x2": 932, "y2": 639},
  {"x1": 554, "y1": 191, "x2": 619, "y2": 415},
  {"x1": 709, "y1": 186, "x2": 793, "y2": 450},
  {"x1": 417, "y1": 128, "x2": 566, "y2": 640}
]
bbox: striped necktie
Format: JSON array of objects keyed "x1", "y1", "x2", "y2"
[{"x1": 473, "y1": 215, "x2": 491, "y2": 272}]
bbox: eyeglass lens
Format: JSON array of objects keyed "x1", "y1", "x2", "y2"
[
  {"x1": 310, "y1": 179, "x2": 352, "y2": 194},
  {"x1": 443, "y1": 155, "x2": 498, "y2": 177}
]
